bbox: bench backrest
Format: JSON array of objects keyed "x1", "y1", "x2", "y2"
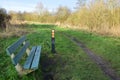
[{"x1": 6, "y1": 36, "x2": 30, "y2": 66}]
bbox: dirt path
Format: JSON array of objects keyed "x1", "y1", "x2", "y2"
[{"x1": 63, "y1": 33, "x2": 120, "y2": 80}]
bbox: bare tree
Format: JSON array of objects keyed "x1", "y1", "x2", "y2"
[
  {"x1": 35, "y1": 2, "x2": 44, "y2": 15},
  {"x1": 55, "y1": 6, "x2": 71, "y2": 23},
  {"x1": 76, "y1": 0, "x2": 87, "y2": 9}
]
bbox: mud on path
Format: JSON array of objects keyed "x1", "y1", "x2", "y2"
[
  {"x1": 41, "y1": 53, "x2": 55, "y2": 80},
  {"x1": 41, "y1": 52, "x2": 66, "y2": 80},
  {"x1": 63, "y1": 33, "x2": 120, "y2": 80}
]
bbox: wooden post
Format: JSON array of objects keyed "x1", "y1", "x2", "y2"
[{"x1": 51, "y1": 30, "x2": 56, "y2": 53}]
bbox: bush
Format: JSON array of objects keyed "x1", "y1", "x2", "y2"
[{"x1": 0, "y1": 8, "x2": 11, "y2": 31}]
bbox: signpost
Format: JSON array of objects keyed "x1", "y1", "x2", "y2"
[{"x1": 51, "y1": 30, "x2": 56, "y2": 53}]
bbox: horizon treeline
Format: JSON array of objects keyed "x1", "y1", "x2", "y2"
[{"x1": 1, "y1": 0, "x2": 120, "y2": 35}]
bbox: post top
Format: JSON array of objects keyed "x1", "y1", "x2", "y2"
[{"x1": 52, "y1": 30, "x2": 55, "y2": 33}]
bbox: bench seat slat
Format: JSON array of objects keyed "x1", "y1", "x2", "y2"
[
  {"x1": 6, "y1": 36, "x2": 26, "y2": 55},
  {"x1": 31, "y1": 46, "x2": 41, "y2": 70},
  {"x1": 13, "y1": 41, "x2": 30, "y2": 65},
  {"x1": 23, "y1": 46, "x2": 36, "y2": 69}
]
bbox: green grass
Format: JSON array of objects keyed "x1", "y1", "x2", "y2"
[
  {"x1": 60, "y1": 28, "x2": 120, "y2": 76},
  {"x1": 0, "y1": 24, "x2": 113, "y2": 80}
]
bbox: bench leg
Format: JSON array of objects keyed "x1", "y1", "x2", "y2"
[
  {"x1": 15, "y1": 63, "x2": 34, "y2": 76},
  {"x1": 15, "y1": 63, "x2": 25, "y2": 75},
  {"x1": 10, "y1": 54, "x2": 15, "y2": 59},
  {"x1": 26, "y1": 48, "x2": 30, "y2": 56},
  {"x1": 23, "y1": 41, "x2": 30, "y2": 56}
]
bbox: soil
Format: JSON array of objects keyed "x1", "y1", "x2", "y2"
[{"x1": 41, "y1": 53, "x2": 55, "y2": 80}]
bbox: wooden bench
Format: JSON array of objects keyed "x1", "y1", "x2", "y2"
[{"x1": 6, "y1": 36, "x2": 41, "y2": 75}]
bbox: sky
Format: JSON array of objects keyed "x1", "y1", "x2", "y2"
[{"x1": 0, "y1": 0, "x2": 77, "y2": 12}]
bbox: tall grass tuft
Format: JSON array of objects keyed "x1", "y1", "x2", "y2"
[{"x1": 0, "y1": 24, "x2": 32, "y2": 38}]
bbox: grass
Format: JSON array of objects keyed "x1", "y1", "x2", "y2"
[
  {"x1": 0, "y1": 23, "x2": 116, "y2": 80},
  {"x1": 60, "y1": 28, "x2": 120, "y2": 76}
]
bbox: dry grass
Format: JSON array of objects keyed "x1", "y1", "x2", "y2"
[
  {"x1": 60, "y1": 24, "x2": 120, "y2": 37},
  {"x1": 94, "y1": 26, "x2": 120, "y2": 36},
  {"x1": 0, "y1": 24, "x2": 32, "y2": 38}
]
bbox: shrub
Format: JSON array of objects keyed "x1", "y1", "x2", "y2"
[{"x1": 0, "y1": 8, "x2": 11, "y2": 31}]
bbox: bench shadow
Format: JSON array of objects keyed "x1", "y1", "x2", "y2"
[{"x1": 40, "y1": 52, "x2": 66, "y2": 80}]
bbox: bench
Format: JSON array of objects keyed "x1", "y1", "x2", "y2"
[{"x1": 6, "y1": 36, "x2": 42, "y2": 75}]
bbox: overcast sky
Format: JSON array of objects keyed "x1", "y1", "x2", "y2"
[{"x1": 0, "y1": 0, "x2": 77, "y2": 12}]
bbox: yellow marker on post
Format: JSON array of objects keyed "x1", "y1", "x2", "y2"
[{"x1": 52, "y1": 30, "x2": 55, "y2": 38}]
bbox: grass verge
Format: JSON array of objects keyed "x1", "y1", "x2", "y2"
[
  {"x1": 0, "y1": 24, "x2": 111, "y2": 80},
  {"x1": 60, "y1": 28, "x2": 120, "y2": 76}
]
